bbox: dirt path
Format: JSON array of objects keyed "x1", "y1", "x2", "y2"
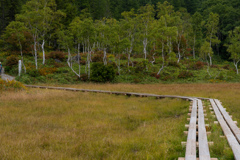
[{"x1": 1, "y1": 73, "x2": 15, "y2": 81}]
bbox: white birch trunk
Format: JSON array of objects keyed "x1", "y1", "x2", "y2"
[
  {"x1": 103, "y1": 48, "x2": 107, "y2": 65},
  {"x1": 42, "y1": 39, "x2": 45, "y2": 65},
  {"x1": 157, "y1": 42, "x2": 165, "y2": 75},
  {"x1": 193, "y1": 34, "x2": 196, "y2": 59},
  {"x1": 67, "y1": 47, "x2": 80, "y2": 78},
  {"x1": 78, "y1": 43, "x2": 81, "y2": 77},
  {"x1": 34, "y1": 37, "x2": 38, "y2": 70},
  {"x1": 143, "y1": 38, "x2": 147, "y2": 60}
]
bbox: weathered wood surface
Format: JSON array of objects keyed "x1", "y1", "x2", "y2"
[
  {"x1": 198, "y1": 100, "x2": 211, "y2": 160},
  {"x1": 214, "y1": 99, "x2": 240, "y2": 144},
  {"x1": 25, "y1": 85, "x2": 196, "y2": 100},
  {"x1": 185, "y1": 99, "x2": 197, "y2": 160},
  {"x1": 210, "y1": 99, "x2": 240, "y2": 160}
]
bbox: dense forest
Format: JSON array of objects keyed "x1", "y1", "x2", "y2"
[{"x1": 0, "y1": 0, "x2": 240, "y2": 83}]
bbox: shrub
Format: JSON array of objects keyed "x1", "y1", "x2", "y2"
[
  {"x1": 210, "y1": 65, "x2": 219, "y2": 69},
  {"x1": 222, "y1": 64, "x2": 230, "y2": 70},
  {"x1": 195, "y1": 61, "x2": 204, "y2": 70},
  {"x1": 135, "y1": 60, "x2": 149, "y2": 73},
  {"x1": 47, "y1": 51, "x2": 67, "y2": 61},
  {"x1": 91, "y1": 62, "x2": 115, "y2": 82},
  {"x1": 92, "y1": 54, "x2": 104, "y2": 62},
  {"x1": 150, "y1": 73, "x2": 160, "y2": 79},
  {"x1": 107, "y1": 54, "x2": 115, "y2": 59},
  {"x1": 108, "y1": 61, "x2": 117, "y2": 68},
  {"x1": 80, "y1": 73, "x2": 88, "y2": 82},
  {"x1": 54, "y1": 62, "x2": 65, "y2": 68},
  {"x1": 39, "y1": 67, "x2": 57, "y2": 76},
  {"x1": 28, "y1": 69, "x2": 40, "y2": 77},
  {"x1": 120, "y1": 54, "x2": 128, "y2": 60},
  {"x1": 0, "y1": 79, "x2": 26, "y2": 91},
  {"x1": 80, "y1": 60, "x2": 86, "y2": 65},
  {"x1": 178, "y1": 71, "x2": 194, "y2": 79},
  {"x1": 133, "y1": 78, "x2": 141, "y2": 83},
  {"x1": 6, "y1": 55, "x2": 18, "y2": 67},
  {"x1": 162, "y1": 75, "x2": 173, "y2": 81},
  {"x1": 168, "y1": 61, "x2": 180, "y2": 68}
]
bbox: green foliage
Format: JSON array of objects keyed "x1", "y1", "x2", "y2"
[{"x1": 91, "y1": 62, "x2": 115, "y2": 82}]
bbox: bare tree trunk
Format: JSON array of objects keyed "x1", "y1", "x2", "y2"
[
  {"x1": 103, "y1": 48, "x2": 107, "y2": 65},
  {"x1": 67, "y1": 47, "x2": 80, "y2": 78},
  {"x1": 193, "y1": 34, "x2": 196, "y2": 59},
  {"x1": 143, "y1": 38, "x2": 147, "y2": 60},
  {"x1": 42, "y1": 39, "x2": 45, "y2": 65},
  {"x1": 157, "y1": 43, "x2": 166, "y2": 75},
  {"x1": 34, "y1": 37, "x2": 38, "y2": 70},
  {"x1": 18, "y1": 41, "x2": 26, "y2": 73},
  {"x1": 78, "y1": 43, "x2": 81, "y2": 77},
  {"x1": 234, "y1": 60, "x2": 239, "y2": 75}
]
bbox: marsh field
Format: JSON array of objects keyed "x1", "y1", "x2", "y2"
[{"x1": 0, "y1": 83, "x2": 240, "y2": 159}]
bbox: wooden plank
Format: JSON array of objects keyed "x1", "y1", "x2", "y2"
[
  {"x1": 197, "y1": 100, "x2": 211, "y2": 160},
  {"x1": 185, "y1": 99, "x2": 197, "y2": 160},
  {"x1": 214, "y1": 99, "x2": 240, "y2": 144},
  {"x1": 210, "y1": 99, "x2": 240, "y2": 160}
]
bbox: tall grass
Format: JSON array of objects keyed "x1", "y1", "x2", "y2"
[{"x1": 0, "y1": 89, "x2": 189, "y2": 159}]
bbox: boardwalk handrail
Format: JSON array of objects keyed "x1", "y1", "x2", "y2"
[
  {"x1": 210, "y1": 99, "x2": 240, "y2": 160},
  {"x1": 214, "y1": 99, "x2": 240, "y2": 144}
]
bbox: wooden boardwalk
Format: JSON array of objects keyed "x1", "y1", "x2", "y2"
[
  {"x1": 210, "y1": 99, "x2": 240, "y2": 160},
  {"x1": 3, "y1": 83, "x2": 239, "y2": 160}
]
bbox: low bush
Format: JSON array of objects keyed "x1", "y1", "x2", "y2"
[
  {"x1": 6, "y1": 55, "x2": 18, "y2": 67},
  {"x1": 39, "y1": 67, "x2": 57, "y2": 76},
  {"x1": 168, "y1": 61, "x2": 180, "y2": 68},
  {"x1": 92, "y1": 54, "x2": 104, "y2": 62},
  {"x1": 194, "y1": 61, "x2": 205, "y2": 70},
  {"x1": 80, "y1": 60, "x2": 86, "y2": 65},
  {"x1": 120, "y1": 54, "x2": 128, "y2": 60},
  {"x1": 135, "y1": 60, "x2": 149, "y2": 73},
  {"x1": 0, "y1": 79, "x2": 26, "y2": 90},
  {"x1": 80, "y1": 73, "x2": 88, "y2": 82},
  {"x1": 91, "y1": 62, "x2": 115, "y2": 82},
  {"x1": 222, "y1": 64, "x2": 230, "y2": 70},
  {"x1": 150, "y1": 72, "x2": 160, "y2": 79},
  {"x1": 162, "y1": 75, "x2": 173, "y2": 81},
  {"x1": 28, "y1": 69, "x2": 40, "y2": 77},
  {"x1": 210, "y1": 65, "x2": 219, "y2": 69},
  {"x1": 47, "y1": 51, "x2": 67, "y2": 61},
  {"x1": 178, "y1": 71, "x2": 194, "y2": 79}
]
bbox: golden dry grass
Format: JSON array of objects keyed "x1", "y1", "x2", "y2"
[
  {"x1": 0, "y1": 89, "x2": 189, "y2": 159},
  {"x1": 59, "y1": 83, "x2": 240, "y2": 122},
  {"x1": 1, "y1": 83, "x2": 240, "y2": 159}
]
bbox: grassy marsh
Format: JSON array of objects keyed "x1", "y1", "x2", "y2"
[{"x1": 0, "y1": 89, "x2": 189, "y2": 159}]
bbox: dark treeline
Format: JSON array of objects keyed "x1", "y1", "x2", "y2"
[
  {"x1": 1, "y1": 0, "x2": 240, "y2": 78},
  {"x1": 1, "y1": 0, "x2": 240, "y2": 59}
]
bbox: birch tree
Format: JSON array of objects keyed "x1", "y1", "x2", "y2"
[
  {"x1": 69, "y1": 17, "x2": 83, "y2": 77},
  {"x1": 81, "y1": 17, "x2": 96, "y2": 79},
  {"x1": 3, "y1": 21, "x2": 27, "y2": 73},
  {"x1": 57, "y1": 29, "x2": 82, "y2": 77},
  {"x1": 121, "y1": 9, "x2": 137, "y2": 69},
  {"x1": 226, "y1": 27, "x2": 240, "y2": 74},
  {"x1": 205, "y1": 12, "x2": 220, "y2": 66},
  {"x1": 191, "y1": 12, "x2": 203, "y2": 59},
  {"x1": 138, "y1": 4, "x2": 155, "y2": 60}
]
